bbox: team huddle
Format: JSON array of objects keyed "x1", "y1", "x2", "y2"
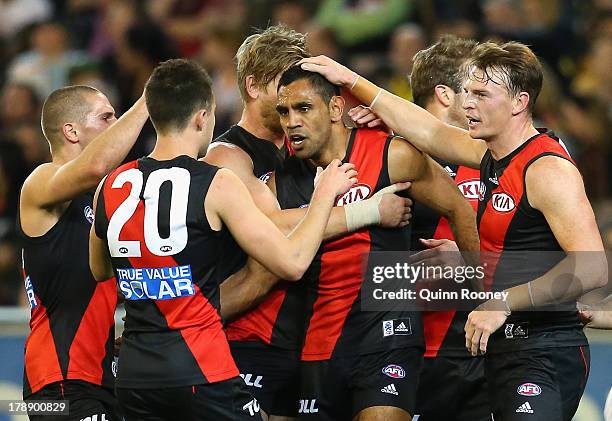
[{"x1": 18, "y1": 25, "x2": 607, "y2": 421}]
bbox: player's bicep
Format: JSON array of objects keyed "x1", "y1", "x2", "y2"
[
  {"x1": 207, "y1": 170, "x2": 294, "y2": 278},
  {"x1": 527, "y1": 157, "x2": 604, "y2": 252}
]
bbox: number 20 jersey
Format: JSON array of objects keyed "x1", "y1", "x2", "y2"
[{"x1": 95, "y1": 156, "x2": 239, "y2": 389}]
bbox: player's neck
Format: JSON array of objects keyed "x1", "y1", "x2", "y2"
[
  {"x1": 238, "y1": 108, "x2": 285, "y2": 149},
  {"x1": 310, "y1": 125, "x2": 351, "y2": 167},
  {"x1": 487, "y1": 117, "x2": 539, "y2": 161},
  {"x1": 149, "y1": 133, "x2": 201, "y2": 160},
  {"x1": 52, "y1": 144, "x2": 80, "y2": 166}
]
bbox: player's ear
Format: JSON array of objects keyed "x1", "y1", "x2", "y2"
[
  {"x1": 194, "y1": 109, "x2": 208, "y2": 132},
  {"x1": 434, "y1": 85, "x2": 452, "y2": 107},
  {"x1": 62, "y1": 123, "x2": 79, "y2": 144},
  {"x1": 245, "y1": 75, "x2": 259, "y2": 100},
  {"x1": 329, "y1": 95, "x2": 345, "y2": 123},
  {"x1": 512, "y1": 91, "x2": 530, "y2": 116}
]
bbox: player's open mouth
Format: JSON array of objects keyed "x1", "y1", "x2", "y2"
[
  {"x1": 467, "y1": 116, "x2": 481, "y2": 127},
  {"x1": 289, "y1": 134, "x2": 306, "y2": 146}
]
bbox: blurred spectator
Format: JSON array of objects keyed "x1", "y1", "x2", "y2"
[
  {"x1": 0, "y1": 83, "x2": 41, "y2": 131},
  {"x1": 68, "y1": 61, "x2": 119, "y2": 108},
  {"x1": 88, "y1": 0, "x2": 139, "y2": 60},
  {"x1": 305, "y1": 24, "x2": 341, "y2": 60},
  {"x1": 0, "y1": 0, "x2": 52, "y2": 39},
  {"x1": 200, "y1": 27, "x2": 244, "y2": 136},
  {"x1": 386, "y1": 23, "x2": 426, "y2": 101},
  {"x1": 0, "y1": 141, "x2": 28, "y2": 306},
  {"x1": 7, "y1": 124, "x2": 50, "y2": 173},
  {"x1": 148, "y1": 0, "x2": 248, "y2": 57},
  {"x1": 272, "y1": 0, "x2": 314, "y2": 33},
  {"x1": 6, "y1": 22, "x2": 90, "y2": 98},
  {"x1": 315, "y1": 0, "x2": 413, "y2": 51}
]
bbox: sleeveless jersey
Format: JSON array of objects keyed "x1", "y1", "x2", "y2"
[
  {"x1": 411, "y1": 162, "x2": 480, "y2": 357},
  {"x1": 95, "y1": 156, "x2": 239, "y2": 388},
  {"x1": 276, "y1": 128, "x2": 423, "y2": 361},
  {"x1": 477, "y1": 129, "x2": 587, "y2": 354},
  {"x1": 213, "y1": 125, "x2": 304, "y2": 350},
  {"x1": 19, "y1": 192, "x2": 117, "y2": 397}
]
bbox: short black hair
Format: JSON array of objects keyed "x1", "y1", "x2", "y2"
[
  {"x1": 278, "y1": 66, "x2": 340, "y2": 104},
  {"x1": 145, "y1": 59, "x2": 213, "y2": 133}
]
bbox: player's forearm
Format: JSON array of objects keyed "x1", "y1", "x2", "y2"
[
  {"x1": 504, "y1": 252, "x2": 608, "y2": 311},
  {"x1": 81, "y1": 96, "x2": 149, "y2": 178},
  {"x1": 220, "y1": 259, "x2": 280, "y2": 322},
  {"x1": 447, "y1": 204, "x2": 480, "y2": 253},
  {"x1": 270, "y1": 206, "x2": 348, "y2": 240},
  {"x1": 284, "y1": 188, "x2": 336, "y2": 278}
]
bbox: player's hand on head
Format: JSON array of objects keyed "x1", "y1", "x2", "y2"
[
  {"x1": 348, "y1": 105, "x2": 387, "y2": 130},
  {"x1": 375, "y1": 182, "x2": 412, "y2": 228},
  {"x1": 299, "y1": 55, "x2": 358, "y2": 87},
  {"x1": 315, "y1": 159, "x2": 357, "y2": 197}
]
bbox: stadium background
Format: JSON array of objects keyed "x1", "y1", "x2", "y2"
[{"x1": 0, "y1": 0, "x2": 610, "y2": 419}]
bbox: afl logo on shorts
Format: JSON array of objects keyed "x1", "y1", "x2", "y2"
[
  {"x1": 457, "y1": 180, "x2": 480, "y2": 200},
  {"x1": 517, "y1": 383, "x2": 541, "y2": 396},
  {"x1": 382, "y1": 364, "x2": 405, "y2": 379},
  {"x1": 84, "y1": 206, "x2": 94, "y2": 224},
  {"x1": 336, "y1": 183, "x2": 371, "y2": 206},
  {"x1": 491, "y1": 192, "x2": 515, "y2": 212}
]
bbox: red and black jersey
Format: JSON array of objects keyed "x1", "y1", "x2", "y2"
[
  {"x1": 477, "y1": 129, "x2": 587, "y2": 353},
  {"x1": 276, "y1": 128, "x2": 423, "y2": 361},
  {"x1": 95, "y1": 156, "x2": 239, "y2": 388},
  {"x1": 213, "y1": 125, "x2": 304, "y2": 349},
  {"x1": 411, "y1": 162, "x2": 480, "y2": 357},
  {"x1": 18, "y1": 192, "x2": 117, "y2": 397}
]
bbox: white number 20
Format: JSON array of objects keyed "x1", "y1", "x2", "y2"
[{"x1": 107, "y1": 167, "x2": 190, "y2": 257}]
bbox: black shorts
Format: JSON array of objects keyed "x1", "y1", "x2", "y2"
[
  {"x1": 229, "y1": 341, "x2": 300, "y2": 417},
  {"x1": 485, "y1": 346, "x2": 590, "y2": 421},
  {"x1": 415, "y1": 356, "x2": 492, "y2": 421},
  {"x1": 298, "y1": 347, "x2": 423, "y2": 420},
  {"x1": 116, "y1": 376, "x2": 262, "y2": 421},
  {"x1": 27, "y1": 380, "x2": 119, "y2": 421}
]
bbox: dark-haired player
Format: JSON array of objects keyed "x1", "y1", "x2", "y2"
[
  {"x1": 19, "y1": 85, "x2": 148, "y2": 420},
  {"x1": 301, "y1": 42, "x2": 607, "y2": 420},
  {"x1": 89, "y1": 59, "x2": 357, "y2": 420},
  {"x1": 273, "y1": 66, "x2": 479, "y2": 421}
]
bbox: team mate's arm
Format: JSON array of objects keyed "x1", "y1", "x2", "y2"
[
  {"x1": 89, "y1": 182, "x2": 114, "y2": 282},
  {"x1": 299, "y1": 55, "x2": 488, "y2": 169},
  {"x1": 465, "y1": 156, "x2": 607, "y2": 355},
  {"x1": 207, "y1": 160, "x2": 356, "y2": 281},
  {"x1": 21, "y1": 95, "x2": 148, "y2": 210},
  {"x1": 388, "y1": 137, "x2": 480, "y2": 253}
]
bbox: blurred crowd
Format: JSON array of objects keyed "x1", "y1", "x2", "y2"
[{"x1": 0, "y1": 0, "x2": 610, "y2": 306}]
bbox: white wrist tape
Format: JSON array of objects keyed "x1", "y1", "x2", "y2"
[{"x1": 344, "y1": 184, "x2": 401, "y2": 232}]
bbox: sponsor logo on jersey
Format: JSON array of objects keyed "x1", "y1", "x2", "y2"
[
  {"x1": 515, "y1": 402, "x2": 534, "y2": 413},
  {"x1": 444, "y1": 166, "x2": 457, "y2": 177},
  {"x1": 242, "y1": 398, "x2": 260, "y2": 416},
  {"x1": 84, "y1": 206, "x2": 94, "y2": 224},
  {"x1": 491, "y1": 192, "x2": 515, "y2": 212},
  {"x1": 478, "y1": 182, "x2": 486, "y2": 201},
  {"x1": 335, "y1": 183, "x2": 371, "y2": 206},
  {"x1": 24, "y1": 276, "x2": 38, "y2": 309},
  {"x1": 299, "y1": 399, "x2": 319, "y2": 414},
  {"x1": 517, "y1": 383, "x2": 541, "y2": 396},
  {"x1": 381, "y1": 384, "x2": 398, "y2": 395},
  {"x1": 382, "y1": 364, "x2": 405, "y2": 379},
  {"x1": 240, "y1": 373, "x2": 263, "y2": 388},
  {"x1": 457, "y1": 179, "x2": 480, "y2": 200},
  {"x1": 505, "y1": 323, "x2": 529, "y2": 339},
  {"x1": 117, "y1": 265, "x2": 195, "y2": 300},
  {"x1": 383, "y1": 318, "x2": 412, "y2": 337},
  {"x1": 259, "y1": 171, "x2": 273, "y2": 184}
]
